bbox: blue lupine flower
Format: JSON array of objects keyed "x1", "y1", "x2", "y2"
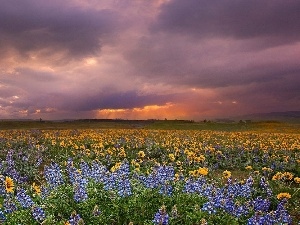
[
  {"x1": 32, "y1": 206, "x2": 46, "y2": 222},
  {"x1": 90, "y1": 160, "x2": 108, "y2": 183},
  {"x1": 73, "y1": 170, "x2": 88, "y2": 202},
  {"x1": 0, "y1": 210, "x2": 6, "y2": 221},
  {"x1": 40, "y1": 186, "x2": 50, "y2": 199},
  {"x1": 202, "y1": 202, "x2": 217, "y2": 214},
  {"x1": 35, "y1": 157, "x2": 43, "y2": 167},
  {"x1": 80, "y1": 160, "x2": 91, "y2": 179},
  {"x1": 3, "y1": 150, "x2": 27, "y2": 183},
  {"x1": 67, "y1": 211, "x2": 84, "y2": 225},
  {"x1": 16, "y1": 188, "x2": 34, "y2": 208},
  {"x1": 3, "y1": 195, "x2": 17, "y2": 213},
  {"x1": 44, "y1": 162, "x2": 64, "y2": 189},
  {"x1": 251, "y1": 196, "x2": 270, "y2": 212},
  {"x1": 260, "y1": 176, "x2": 272, "y2": 197},
  {"x1": 153, "y1": 205, "x2": 169, "y2": 225},
  {"x1": 115, "y1": 162, "x2": 132, "y2": 197},
  {"x1": 274, "y1": 199, "x2": 292, "y2": 224},
  {"x1": 0, "y1": 176, "x2": 6, "y2": 196},
  {"x1": 138, "y1": 165, "x2": 174, "y2": 196}
]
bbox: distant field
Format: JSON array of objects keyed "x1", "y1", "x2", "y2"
[{"x1": 1, "y1": 119, "x2": 300, "y2": 133}]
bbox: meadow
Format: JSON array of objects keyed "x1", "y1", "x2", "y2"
[{"x1": 0, "y1": 120, "x2": 299, "y2": 224}]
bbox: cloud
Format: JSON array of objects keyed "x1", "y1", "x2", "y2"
[
  {"x1": 153, "y1": 0, "x2": 300, "y2": 45},
  {"x1": 0, "y1": 0, "x2": 124, "y2": 62},
  {"x1": 0, "y1": 0, "x2": 299, "y2": 120}
]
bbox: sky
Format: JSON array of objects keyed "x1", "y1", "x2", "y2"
[{"x1": 0, "y1": 0, "x2": 300, "y2": 120}]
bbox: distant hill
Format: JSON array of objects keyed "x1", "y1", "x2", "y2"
[{"x1": 235, "y1": 111, "x2": 300, "y2": 123}]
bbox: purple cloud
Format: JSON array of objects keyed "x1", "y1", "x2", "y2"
[{"x1": 153, "y1": 0, "x2": 300, "y2": 45}]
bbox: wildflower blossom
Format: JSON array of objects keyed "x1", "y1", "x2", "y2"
[
  {"x1": 16, "y1": 188, "x2": 34, "y2": 208},
  {"x1": 44, "y1": 162, "x2": 64, "y2": 189},
  {"x1": 137, "y1": 151, "x2": 145, "y2": 158},
  {"x1": 153, "y1": 205, "x2": 169, "y2": 225},
  {"x1": 294, "y1": 177, "x2": 300, "y2": 184},
  {"x1": 4, "y1": 177, "x2": 14, "y2": 193},
  {"x1": 0, "y1": 210, "x2": 5, "y2": 221},
  {"x1": 223, "y1": 170, "x2": 231, "y2": 179},
  {"x1": 277, "y1": 192, "x2": 291, "y2": 200},
  {"x1": 32, "y1": 182, "x2": 41, "y2": 195},
  {"x1": 32, "y1": 206, "x2": 46, "y2": 222},
  {"x1": 282, "y1": 172, "x2": 293, "y2": 180},
  {"x1": 3, "y1": 196, "x2": 17, "y2": 213},
  {"x1": 272, "y1": 172, "x2": 283, "y2": 181},
  {"x1": 168, "y1": 153, "x2": 175, "y2": 162},
  {"x1": 67, "y1": 211, "x2": 85, "y2": 225},
  {"x1": 245, "y1": 165, "x2": 252, "y2": 170}
]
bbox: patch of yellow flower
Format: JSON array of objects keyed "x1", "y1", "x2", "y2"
[
  {"x1": 110, "y1": 162, "x2": 122, "y2": 172},
  {"x1": 189, "y1": 167, "x2": 209, "y2": 177},
  {"x1": 277, "y1": 192, "x2": 291, "y2": 200}
]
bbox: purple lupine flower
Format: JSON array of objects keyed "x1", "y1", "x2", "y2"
[
  {"x1": 67, "y1": 211, "x2": 85, "y2": 225},
  {"x1": 16, "y1": 188, "x2": 34, "y2": 208},
  {"x1": 153, "y1": 205, "x2": 169, "y2": 225},
  {"x1": 32, "y1": 206, "x2": 46, "y2": 222},
  {"x1": 44, "y1": 162, "x2": 64, "y2": 189}
]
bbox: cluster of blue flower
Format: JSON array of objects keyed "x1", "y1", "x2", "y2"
[
  {"x1": 138, "y1": 165, "x2": 175, "y2": 196},
  {"x1": 0, "y1": 158, "x2": 295, "y2": 224}
]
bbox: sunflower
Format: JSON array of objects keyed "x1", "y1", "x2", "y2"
[
  {"x1": 277, "y1": 192, "x2": 291, "y2": 200},
  {"x1": 245, "y1": 165, "x2": 252, "y2": 170},
  {"x1": 32, "y1": 182, "x2": 41, "y2": 195},
  {"x1": 5, "y1": 176, "x2": 14, "y2": 193},
  {"x1": 137, "y1": 151, "x2": 145, "y2": 158},
  {"x1": 223, "y1": 170, "x2": 231, "y2": 179}
]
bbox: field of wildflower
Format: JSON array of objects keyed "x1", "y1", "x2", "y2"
[{"x1": 0, "y1": 125, "x2": 299, "y2": 224}]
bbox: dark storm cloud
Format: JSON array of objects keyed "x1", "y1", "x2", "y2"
[
  {"x1": 54, "y1": 91, "x2": 176, "y2": 111},
  {"x1": 153, "y1": 0, "x2": 300, "y2": 44},
  {"x1": 1, "y1": 0, "x2": 299, "y2": 119},
  {"x1": 0, "y1": 0, "x2": 123, "y2": 59},
  {"x1": 125, "y1": 34, "x2": 300, "y2": 88}
]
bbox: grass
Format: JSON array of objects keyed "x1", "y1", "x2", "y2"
[{"x1": 1, "y1": 119, "x2": 300, "y2": 133}]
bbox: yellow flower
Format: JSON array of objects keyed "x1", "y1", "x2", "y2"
[
  {"x1": 294, "y1": 177, "x2": 300, "y2": 184},
  {"x1": 262, "y1": 167, "x2": 272, "y2": 172},
  {"x1": 110, "y1": 162, "x2": 121, "y2": 172},
  {"x1": 245, "y1": 165, "x2": 252, "y2": 170},
  {"x1": 277, "y1": 192, "x2": 291, "y2": 200},
  {"x1": 32, "y1": 182, "x2": 41, "y2": 195},
  {"x1": 137, "y1": 151, "x2": 145, "y2": 158},
  {"x1": 283, "y1": 172, "x2": 293, "y2": 180},
  {"x1": 168, "y1": 153, "x2": 175, "y2": 162},
  {"x1": 198, "y1": 167, "x2": 208, "y2": 176},
  {"x1": 5, "y1": 176, "x2": 14, "y2": 193},
  {"x1": 272, "y1": 172, "x2": 283, "y2": 180},
  {"x1": 223, "y1": 170, "x2": 231, "y2": 179},
  {"x1": 254, "y1": 170, "x2": 260, "y2": 175},
  {"x1": 176, "y1": 161, "x2": 182, "y2": 166}
]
